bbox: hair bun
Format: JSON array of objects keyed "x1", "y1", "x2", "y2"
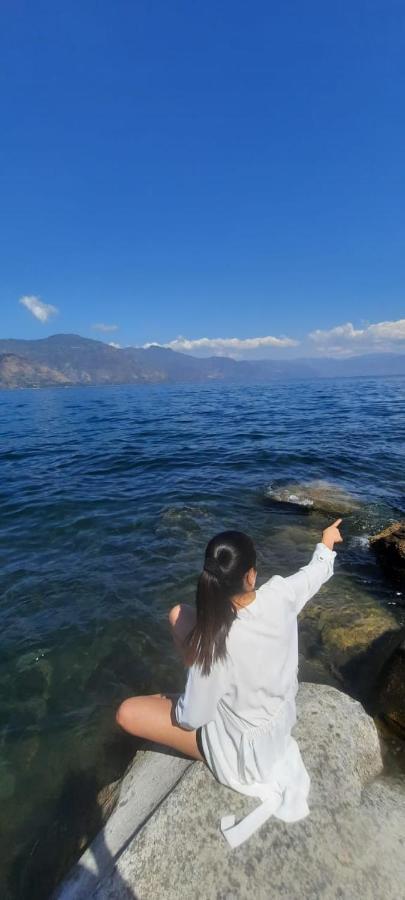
[{"x1": 203, "y1": 557, "x2": 223, "y2": 578}]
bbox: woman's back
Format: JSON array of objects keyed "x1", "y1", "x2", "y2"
[{"x1": 220, "y1": 574, "x2": 299, "y2": 727}]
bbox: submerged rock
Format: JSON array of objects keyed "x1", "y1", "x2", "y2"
[
  {"x1": 265, "y1": 479, "x2": 361, "y2": 515},
  {"x1": 156, "y1": 505, "x2": 214, "y2": 537},
  {"x1": 85, "y1": 641, "x2": 151, "y2": 701},
  {"x1": 298, "y1": 579, "x2": 405, "y2": 711},
  {"x1": 369, "y1": 521, "x2": 405, "y2": 590}
]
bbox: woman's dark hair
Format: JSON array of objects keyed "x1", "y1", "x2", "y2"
[{"x1": 183, "y1": 530, "x2": 256, "y2": 676}]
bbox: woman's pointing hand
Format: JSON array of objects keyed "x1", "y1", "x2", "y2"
[{"x1": 322, "y1": 518, "x2": 343, "y2": 550}]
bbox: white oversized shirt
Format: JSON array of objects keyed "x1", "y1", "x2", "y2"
[{"x1": 175, "y1": 542, "x2": 336, "y2": 847}]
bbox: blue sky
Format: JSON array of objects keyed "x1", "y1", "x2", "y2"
[{"x1": 1, "y1": 1, "x2": 404, "y2": 358}]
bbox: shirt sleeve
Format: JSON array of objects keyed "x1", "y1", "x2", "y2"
[
  {"x1": 174, "y1": 656, "x2": 231, "y2": 731},
  {"x1": 282, "y1": 542, "x2": 336, "y2": 615}
]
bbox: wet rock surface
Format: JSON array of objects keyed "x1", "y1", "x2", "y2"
[
  {"x1": 369, "y1": 521, "x2": 405, "y2": 590},
  {"x1": 265, "y1": 479, "x2": 362, "y2": 515},
  {"x1": 374, "y1": 640, "x2": 405, "y2": 737},
  {"x1": 298, "y1": 579, "x2": 405, "y2": 722}
]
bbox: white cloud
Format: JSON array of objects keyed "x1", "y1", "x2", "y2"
[
  {"x1": 92, "y1": 323, "x2": 119, "y2": 333},
  {"x1": 108, "y1": 341, "x2": 121, "y2": 349},
  {"x1": 143, "y1": 334, "x2": 299, "y2": 356},
  {"x1": 309, "y1": 318, "x2": 405, "y2": 355},
  {"x1": 19, "y1": 295, "x2": 58, "y2": 323}
]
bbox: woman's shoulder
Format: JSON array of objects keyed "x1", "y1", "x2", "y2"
[
  {"x1": 232, "y1": 575, "x2": 287, "y2": 623},
  {"x1": 255, "y1": 574, "x2": 294, "y2": 619},
  {"x1": 257, "y1": 573, "x2": 286, "y2": 595}
]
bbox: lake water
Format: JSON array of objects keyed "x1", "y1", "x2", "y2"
[{"x1": 1, "y1": 377, "x2": 404, "y2": 897}]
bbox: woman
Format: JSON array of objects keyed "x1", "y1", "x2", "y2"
[{"x1": 116, "y1": 518, "x2": 342, "y2": 847}]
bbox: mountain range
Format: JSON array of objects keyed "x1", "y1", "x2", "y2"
[{"x1": 0, "y1": 334, "x2": 404, "y2": 388}]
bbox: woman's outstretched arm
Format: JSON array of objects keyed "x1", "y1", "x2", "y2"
[{"x1": 283, "y1": 518, "x2": 343, "y2": 614}]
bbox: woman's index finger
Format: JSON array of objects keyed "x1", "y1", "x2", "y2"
[{"x1": 333, "y1": 518, "x2": 343, "y2": 526}]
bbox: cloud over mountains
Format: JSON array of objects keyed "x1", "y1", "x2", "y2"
[
  {"x1": 16, "y1": 292, "x2": 405, "y2": 360},
  {"x1": 309, "y1": 319, "x2": 405, "y2": 356},
  {"x1": 144, "y1": 333, "x2": 299, "y2": 356},
  {"x1": 143, "y1": 318, "x2": 405, "y2": 359},
  {"x1": 19, "y1": 295, "x2": 58, "y2": 323}
]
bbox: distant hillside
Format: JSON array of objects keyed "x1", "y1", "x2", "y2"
[
  {"x1": 300, "y1": 352, "x2": 405, "y2": 378},
  {"x1": 0, "y1": 334, "x2": 404, "y2": 388},
  {"x1": 0, "y1": 334, "x2": 317, "y2": 387},
  {"x1": 0, "y1": 353, "x2": 71, "y2": 388}
]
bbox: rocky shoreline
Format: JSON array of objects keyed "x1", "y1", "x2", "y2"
[
  {"x1": 56, "y1": 487, "x2": 405, "y2": 897},
  {"x1": 267, "y1": 484, "x2": 405, "y2": 733},
  {"x1": 56, "y1": 683, "x2": 405, "y2": 899}
]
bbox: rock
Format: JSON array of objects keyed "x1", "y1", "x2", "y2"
[
  {"x1": 156, "y1": 505, "x2": 214, "y2": 537},
  {"x1": 79, "y1": 684, "x2": 405, "y2": 900},
  {"x1": 298, "y1": 579, "x2": 405, "y2": 703},
  {"x1": 374, "y1": 640, "x2": 405, "y2": 737},
  {"x1": 96, "y1": 780, "x2": 121, "y2": 823},
  {"x1": 293, "y1": 684, "x2": 383, "y2": 806},
  {"x1": 297, "y1": 654, "x2": 341, "y2": 689},
  {"x1": 265, "y1": 479, "x2": 361, "y2": 515},
  {"x1": 85, "y1": 641, "x2": 151, "y2": 700},
  {"x1": 55, "y1": 750, "x2": 193, "y2": 900},
  {"x1": 369, "y1": 521, "x2": 405, "y2": 589},
  {"x1": 0, "y1": 763, "x2": 16, "y2": 800},
  {"x1": 15, "y1": 666, "x2": 47, "y2": 701}
]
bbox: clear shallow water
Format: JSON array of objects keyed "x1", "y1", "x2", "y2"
[{"x1": 1, "y1": 377, "x2": 404, "y2": 897}]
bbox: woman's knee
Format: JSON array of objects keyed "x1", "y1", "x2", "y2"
[
  {"x1": 168, "y1": 603, "x2": 196, "y2": 633},
  {"x1": 115, "y1": 698, "x2": 128, "y2": 730},
  {"x1": 168, "y1": 603, "x2": 182, "y2": 629},
  {"x1": 116, "y1": 697, "x2": 140, "y2": 733},
  {"x1": 116, "y1": 693, "x2": 164, "y2": 736}
]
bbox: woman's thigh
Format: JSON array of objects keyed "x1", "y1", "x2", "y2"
[{"x1": 116, "y1": 692, "x2": 204, "y2": 762}]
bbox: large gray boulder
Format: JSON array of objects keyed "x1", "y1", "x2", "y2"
[
  {"x1": 293, "y1": 683, "x2": 382, "y2": 808},
  {"x1": 58, "y1": 683, "x2": 405, "y2": 900}
]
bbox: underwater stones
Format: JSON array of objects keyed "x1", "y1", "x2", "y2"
[
  {"x1": 15, "y1": 665, "x2": 47, "y2": 701},
  {"x1": 85, "y1": 641, "x2": 150, "y2": 701},
  {"x1": 369, "y1": 521, "x2": 405, "y2": 590},
  {"x1": 15, "y1": 650, "x2": 52, "y2": 695},
  {"x1": 7, "y1": 734, "x2": 41, "y2": 777},
  {"x1": 7, "y1": 696, "x2": 48, "y2": 733},
  {"x1": 156, "y1": 505, "x2": 213, "y2": 537},
  {"x1": 0, "y1": 761, "x2": 16, "y2": 800},
  {"x1": 265, "y1": 479, "x2": 361, "y2": 516},
  {"x1": 298, "y1": 585, "x2": 405, "y2": 703}
]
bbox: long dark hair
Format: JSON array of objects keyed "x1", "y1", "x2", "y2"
[{"x1": 183, "y1": 530, "x2": 257, "y2": 676}]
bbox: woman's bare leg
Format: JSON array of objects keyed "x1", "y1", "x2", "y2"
[
  {"x1": 116, "y1": 692, "x2": 204, "y2": 761},
  {"x1": 116, "y1": 604, "x2": 203, "y2": 760}
]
